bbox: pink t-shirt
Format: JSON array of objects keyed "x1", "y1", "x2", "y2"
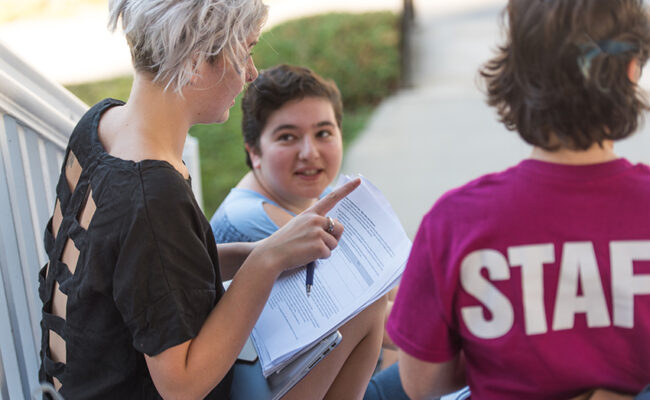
[{"x1": 387, "y1": 159, "x2": 650, "y2": 399}]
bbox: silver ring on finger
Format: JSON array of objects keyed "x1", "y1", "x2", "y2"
[{"x1": 326, "y1": 216, "x2": 335, "y2": 234}]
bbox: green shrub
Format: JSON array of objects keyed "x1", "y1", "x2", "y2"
[
  {"x1": 66, "y1": 11, "x2": 400, "y2": 215},
  {"x1": 66, "y1": 75, "x2": 133, "y2": 106},
  {"x1": 254, "y1": 12, "x2": 400, "y2": 110}
]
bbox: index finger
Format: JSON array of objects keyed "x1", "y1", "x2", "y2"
[{"x1": 308, "y1": 177, "x2": 361, "y2": 215}]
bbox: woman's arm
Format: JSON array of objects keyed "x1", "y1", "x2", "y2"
[
  {"x1": 570, "y1": 390, "x2": 634, "y2": 400},
  {"x1": 398, "y1": 351, "x2": 466, "y2": 400},
  {"x1": 382, "y1": 288, "x2": 399, "y2": 350},
  {"x1": 216, "y1": 242, "x2": 256, "y2": 280},
  {"x1": 145, "y1": 178, "x2": 360, "y2": 399}
]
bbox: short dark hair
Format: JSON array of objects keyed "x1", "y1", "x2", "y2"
[
  {"x1": 481, "y1": 0, "x2": 650, "y2": 150},
  {"x1": 241, "y1": 64, "x2": 343, "y2": 168}
]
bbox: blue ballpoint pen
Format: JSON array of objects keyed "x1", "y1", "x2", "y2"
[{"x1": 305, "y1": 261, "x2": 315, "y2": 296}]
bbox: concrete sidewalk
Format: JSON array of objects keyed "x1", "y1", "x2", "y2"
[{"x1": 343, "y1": 0, "x2": 650, "y2": 238}]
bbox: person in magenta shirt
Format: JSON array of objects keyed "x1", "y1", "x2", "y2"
[{"x1": 387, "y1": 0, "x2": 650, "y2": 399}]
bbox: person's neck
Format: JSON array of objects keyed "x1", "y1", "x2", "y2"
[
  {"x1": 529, "y1": 141, "x2": 618, "y2": 165},
  {"x1": 238, "y1": 171, "x2": 316, "y2": 215},
  {"x1": 127, "y1": 75, "x2": 191, "y2": 158},
  {"x1": 102, "y1": 74, "x2": 190, "y2": 168}
]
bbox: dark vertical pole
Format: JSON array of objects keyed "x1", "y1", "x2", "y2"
[{"x1": 400, "y1": 0, "x2": 415, "y2": 88}]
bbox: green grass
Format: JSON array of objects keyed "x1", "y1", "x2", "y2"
[
  {"x1": 66, "y1": 75, "x2": 133, "y2": 105},
  {"x1": 65, "y1": 11, "x2": 400, "y2": 215}
]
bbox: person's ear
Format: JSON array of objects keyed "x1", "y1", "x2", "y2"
[
  {"x1": 188, "y1": 54, "x2": 202, "y2": 86},
  {"x1": 628, "y1": 58, "x2": 642, "y2": 83},
  {"x1": 245, "y1": 143, "x2": 262, "y2": 168}
]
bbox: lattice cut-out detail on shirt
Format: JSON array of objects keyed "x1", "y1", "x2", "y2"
[
  {"x1": 46, "y1": 182, "x2": 98, "y2": 393},
  {"x1": 44, "y1": 149, "x2": 96, "y2": 393},
  {"x1": 53, "y1": 377, "x2": 62, "y2": 391},
  {"x1": 51, "y1": 281, "x2": 67, "y2": 320},
  {"x1": 78, "y1": 188, "x2": 96, "y2": 230},
  {"x1": 52, "y1": 199, "x2": 62, "y2": 240},
  {"x1": 47, "y1": 234, "x2": 81, "y2": 384},
  {"x1": 65, "y1": 150, "x2": 82, "y2": 193},
  {"x1": 49, "y1": 329, "x2": 66, "y2": 365},
  {"x1": 61, "y1": 238, "x2": 80, "y2": 275}
]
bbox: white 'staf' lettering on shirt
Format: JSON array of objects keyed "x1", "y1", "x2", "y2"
[
  {"x1": 611, "y1": 241, "x2": 650, "y2": 328},
  {"x1": 460, "y1": 249, "x2": 514, "y2": 339},
  {"x1": 460, "y1": 240, "x2": 650, "y2": 339},
  {"x1": 508, "y1": 244, "x2": 554, "y2": 335},
  {"x1": 552, "y1": 242, "x2": 610, "y2": 331}
]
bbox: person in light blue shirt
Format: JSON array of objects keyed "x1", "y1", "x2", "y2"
[
  {"x1": 210, "y1": 64, "x2": 344, "y2": 277},
  {"x1": 210, "y1": 64, "x2": 408, "y2": 400},
  {"x1": 211, "y1": 188, "x2": 285, "y2": 244}
]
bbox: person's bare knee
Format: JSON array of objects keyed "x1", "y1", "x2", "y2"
[
  {"x1": 349, "y1": 294, "x2": 387, "y2": 336},
  {"x1": 323, "y1": 296, "x2": 386, "y2": 400},
  {"x1": 283, "y1": 296, "x2": 386, "y2": 400}
]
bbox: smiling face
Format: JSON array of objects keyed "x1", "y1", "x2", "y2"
[
  {"x1": 249, "y1": 96, "x2": 343, "y2": 210},
  {"x1": 185, "y1": 33, "x2": 259, "y2": 125}
]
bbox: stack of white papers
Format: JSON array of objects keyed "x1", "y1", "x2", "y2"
[{"x1": 251, "y1": 175, "x2": 412, "y2": 377}]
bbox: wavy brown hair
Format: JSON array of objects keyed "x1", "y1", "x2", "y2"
[{"x1": 481, "y1": 0, "x2": 650, "y2": 150}]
